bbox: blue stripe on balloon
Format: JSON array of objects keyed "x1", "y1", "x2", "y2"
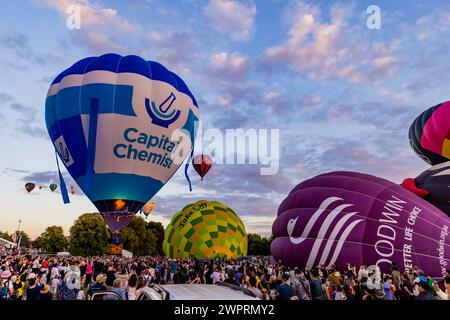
[
  {"x1": 50, "y1": 53, "x2": 198, "y2": 108},
  {"x1": 75, "y1": 173, "x2": 164, "y2": 203},
  {"x1": 181, "y1": 109, "x2": 199, "y2": 145},
  {"x1": 46, "y1": 84, "x2": 135, "y2": 124}
]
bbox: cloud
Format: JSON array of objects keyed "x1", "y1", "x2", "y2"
[
  {"x1": 39, "y1": 0, "x2": 139, "y2": 33},
  {"x1": 416, "y1": 9, "x2": 450, "y2": 41},
  {"x1": 72, "y1": 31, "x2": 122, "y2": 53},
  {"x1": 204, "y1": 0, "x2": 256, "y2": 41},
  {"x1": 208, "y1": 52, "x2": 250, "y2": 82},
  {"x1": 144, "y1": 30, "x2": 199, "y2": 74},
  {"x1": 0, "y1": 93, "x2": 14, "y2": 104},
  {"x1": 299, "y1": 94, "x2": 321, "y2": 109},
  {"x1": 0, "y1": 31, "x2": 63, "y2": 68},
  {"x1": 262, "y1": 2, "x2": 400, "y2": 83}
]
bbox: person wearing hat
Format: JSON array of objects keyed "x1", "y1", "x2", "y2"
[
  {"x1": 26, "y1": 273, "x2": 43, "y2": 301},
  {"x1": 277, "y1": 272, "x2": 295, "y2": 300},
  {"x1": 88, "y1": 274, "x2": 107, "y2": 299},
  {"x1": 1, "y1": 270, "x2": 14, "y2": 299},
  {"x1": 40, "y1": 284, "x2": 53, "y2": 301}
]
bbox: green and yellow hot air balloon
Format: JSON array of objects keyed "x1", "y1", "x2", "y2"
[{"x1": 163, "y1": 200, "x2": 247, "y2": 259}]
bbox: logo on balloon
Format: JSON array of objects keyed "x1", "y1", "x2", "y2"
[
  {"x1": 54, "y1": 135, "x2": 74, "y2": 167},
  {"x1": 287, "y1": 196, "x2": 363, "y2": 269},
  {"x1": 145, "y1": 92, "x2": 181, "y2": 128}
]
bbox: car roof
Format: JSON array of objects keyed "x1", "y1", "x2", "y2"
[{"x1": 160, "y1": 284, "x2": 260, "y2": 300}]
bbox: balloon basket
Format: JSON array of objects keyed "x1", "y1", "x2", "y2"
[{"x1": 107, "y1": 243, "x2": 123, "y2": 255}]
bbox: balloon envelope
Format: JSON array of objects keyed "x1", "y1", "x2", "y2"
[
  {"x1": 49, "y1": 184, "x2": 58, "y2": 192},
  {"x1": 142, "y1": 200, "x2": 155, "y2": 216},
  {"x1": 409, "y1": 101, "x2": 450, "y2": 165},
  {"x1": 163, "y1": 200, "x2": 247, "y2": 259},
  {"x1": 271, "y1": 171, "x2": 450, "y2": 277},
  {"x1": 410, "y1": 161, "x2": 450, "y2": 217},
  {"x1": 45, "y1": 53, "x2": 199, "y2": 232},
  {"x1": 25, "y1": 183, "x2": 35, "y2": 193},
  {"x1": 192, "y1": 154, "x2": 212, "y2": 180}
]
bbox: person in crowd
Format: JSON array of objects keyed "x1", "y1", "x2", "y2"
[
  {"x1": 40, "y1": 284, "x2": 53, "y2": 301},
  {"x1": 211, "y1": 266, "x2": 224, "y2": 284},
  {"x1": 224, "y1": 268, "x2": 238, "y2": 286},
  {"x1": 333, "y1": 284, "x2": 347, "y2": 300},
  {"x1": 310, "y1": 271, "x2": 325, "y2": 300},
  {"x1": 111, "y1": 278, "x2": 127, "y2": 300},
  {"x1": 291, "y1": 267, "x2": 311, "y2": 300},
  {"x1": 105, "y1": 264, "x2": 116, "y2": 288},
  {"x1": 26, "y1": 273, "x2": 43, "y2": 301},
  {"x1": 277, "y1": 272, "x2": 295, "y2": 300},
  {"x1": 84, "y1": 260, "x2": 93, "y2": 288},
  {"x1": 88, "y1": 274, "x2": 107, "y2": 299},
  {"x1": 383, "y1": 275, "x2": 395, "y2": 300},
  {"x1": 415, "y1": 281, "x2": 435, "y2": 300},
  {"x1": 127, "y1": 273, "x2": 138, "y2": 300},
  {"x1": 433, "y1": 277, "x2": 450, "y2": 300}
]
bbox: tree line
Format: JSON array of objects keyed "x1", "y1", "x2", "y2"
[{"x1": 1, "y1": 214, "x2": 272, "y2": 256}]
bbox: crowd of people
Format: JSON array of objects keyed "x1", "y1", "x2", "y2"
[{"x1": 1, "y1": 246, "x2": 449, "y2": 301}]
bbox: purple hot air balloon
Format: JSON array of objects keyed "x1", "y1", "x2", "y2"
[{"x1": 271, "y1": 171, "x2": 450, "y2": 278}]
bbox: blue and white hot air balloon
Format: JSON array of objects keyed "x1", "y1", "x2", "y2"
[{"x1": 45, "y1": 53, "x2": 199, "y2": 233}]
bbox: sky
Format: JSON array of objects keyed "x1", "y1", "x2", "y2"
[{"x1": 1, "y1": 0, "x2": 450, "y2": 239}]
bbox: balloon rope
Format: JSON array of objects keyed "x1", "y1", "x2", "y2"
[
  {"x1": 55, "y1": 149, "x2": 70, "y2": 204},
  {"x1": 84, "y1": 98, "x2": 99, "y2": 191},
  {"x1": 184, "y1": 148, "x2": 194, "y2": 192}
]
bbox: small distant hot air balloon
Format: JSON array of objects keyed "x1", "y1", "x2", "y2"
[
  {"x1": 25, "y1": 183, "x2": 35, "y2": 193},
  {"x1": 142, "y1": 200, "x2": 155, "y2": 218},
  {"x1": 70, "y1": 185, "x2": 76, "y2": 195},
  {"x1": 192, "y1": 154, "x2": 212, "y2": 181},
  {"x1": 49, "y1": 184, "x2": 58, "y2": 192},
  {"x1": 39, "y1": 185, "x2": 47, "y2": 190}
]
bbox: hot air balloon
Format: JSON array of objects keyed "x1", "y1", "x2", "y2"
[
  {"x1": 163, "y1": 200, "x2": 247, "y2": 259},
  {"x1": 271, "y1": 171, "x2": 450, "y2": 278},
  {"x1": 25, "y1": 183, "x2": 35, "y2": 193},
  {"x1": 45, "y1": 53, "x2": 199, "y2": 234},
  {"x1": 142, "y1": 200, "x2": 155, "y2": 218},
  {"x1": 70, "y1": 185, "x2": 76, "y2": 195},
  {"x1": 409, "y1": 101, "x2": 450, "y2": 165},
  {"x1": 192, "y1": 154, "x2": 212, "y2": 181},
  {"x1": 49, "y1": 184, "x2": 58, "y2": 192},
  {"x1": 402, "y1": 161, "x2": 450, "y2": 217}
]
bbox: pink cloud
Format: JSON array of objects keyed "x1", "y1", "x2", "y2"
[
  {"x1": 263, "y1": 2, "x2": 400, "y2": 84},
  {"x1": 39, "y1": 0, "x2": 139, "y2": 33},
  {"x1": 204, "y1": 0, "x2": 256, "y2": 41},
  {"x1": 208, "y1": 51, "x2": 250, "y2": 82}
]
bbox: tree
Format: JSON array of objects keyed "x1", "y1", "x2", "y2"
[
  {"x1": 69, "y1": 213, "x2": 109, "y2": 256},
  {"x1": 35, "y1": 226, "x2": 66, "y2": 253},
  {"x1": 13, "y1": 230, "x2": 31, "y2": 247},
  {"x1": 119, "y1": 217, "x2": 158, "y2": 256},
  {"x1": 0, "y1": 231, "x2": 13, "y2": 242},
  {"x1": 247, "y1": 233, "x2": 272, "y2": 256},
  {"x1": 146, "y1": 221, "x2": 165, "y2": 255}
]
